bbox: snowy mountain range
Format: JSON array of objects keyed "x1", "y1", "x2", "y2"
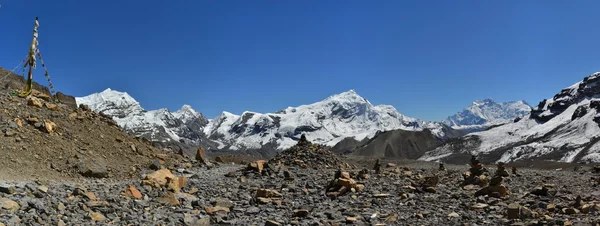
[
  {"x1": 76, "y1": 89, "x2": 459, "y2": 156},
  {"x1": 75, "y1": 88, "x2": 211, "y2": 148},
  {"x1": 442, "y1": 99, "x2": 532, "y2": 133},
  {"x1": 420, "y1": 72, "x2": 600, "y2": 164}
]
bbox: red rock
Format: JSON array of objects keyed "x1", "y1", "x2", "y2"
[{"x1": 126, "y1": 185, "x2": 143, "y2": 199}]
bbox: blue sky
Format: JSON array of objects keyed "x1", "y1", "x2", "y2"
[{"x1": 1, "y1": 0, "x2": 599, "y2": 121}]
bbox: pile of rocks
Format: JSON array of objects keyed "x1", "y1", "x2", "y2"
[
  {"x1": 325, "y1": 170, "x2": 365, "y2": 198},
  {"x1": 268, "y1": 135, "x2": 351, "y2": 170},
  {"x1": 460, "y1": 157, "x2": 488, "y2": 187}
]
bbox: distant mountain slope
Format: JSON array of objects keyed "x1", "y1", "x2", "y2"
[
  {"x1": 443, "y1": 99, "x2": 532, "y2": 133},
  {"x1": 77, "y1": 89, "x2": 458, "y2": 157},
  {"x1": 332, "y1": 128, "x2": 459, "y2": 159},
  {"x1": 421, "y1": 72, "x2": 600, "y2": 164}
]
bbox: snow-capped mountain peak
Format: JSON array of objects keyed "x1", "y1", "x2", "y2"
[
  {"x1": 423, "y1": 71, "x2": 600, "y2": 164},
  {"x1": 172, "y1": 104, "x2": 202, "y2": 121},
  {"x1": 76, "y1": 89, "x2": 209, "y2": 145},
  {"x1": 473, "y1": 98, "x2": 494, "y2": 106},
  {"x1": 202, "y1": 89, "x2": 456, "y2": 152},
  {"x1": 442, "y1": 98, "x2": 532, "y2": 133},
  {"x1": 75, "y1": 88, "x2": 144, "y2": 120}
]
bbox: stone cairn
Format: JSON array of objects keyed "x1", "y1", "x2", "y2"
[
  {"x1": 438, "y1": 163, "x2": 445, "y2": 171},
  {"x1": 325, "y1": 170, "x2": 365, "y2": 198},
  {"x1": 494, "y1": 162, "x2": 510, "y2": 177},
  {"x1": 373, "y1": 159, "x2": 382, "y2": 174},
  {"x1": 357, "y1": 169, "x2": 369, "y2": 180},
  {"x1": 268, "y1": 134, "x2": 349, "y2": 170},
  {"x1": 474, "y1": 175, "x2": 510, "y2": 198},
  {"x1": 461, "y1": 155, "x2": 488, "y2": 187}
]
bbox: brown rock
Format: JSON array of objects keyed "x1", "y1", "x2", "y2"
[
  {"x1": 158, "y1": 192, "x2": 180, "y2": 206},
  {"x1": 337, "y1": 178, "x2": 356, "y2": 188},
  {"x1": 563, "y1": 207, "x2": 580, "y2": 215},
  {"x1": 27, "y1": 96, "x2": 43, "y2": 108},
  {"x1": 293, "y1": 209, "x2": 310, "y2": 217},
  {"x1": 340, "y1": 171, "x2": 351, "y2": 179},
  {"x1": 86, "y1": 201, "x2": 110, "y2": 207},
  {"x1": 126, "y1": 185, "x2": 143, "y2": 199},
  {"x1": 204, "y1": 206, "x2": 230, "y2": 215},
  {"x1": 44, "y1": 120, "x2": 57, "y2": 134},
  {"x1": 257, "y1": 197, "x2": 273, "y2": 204},
  {"x1": 195, "y1": 147, "x2": 211, "y2": 165},
  {"x1": 385, "y1": 213, "x2": 398, "y2": 223},
  {"x1": 256, "y1": 189, "x2": 282, "y2": 198},
  {"x1": 346, "y1": 216, "x2": 360, "y2": 223},
  {"x1": 547, "y1": 203, "x2": 556, "y2": 212},
  {"x1": 178, "y1": 176, "x2": 188, "y2": 190},
  {"x1": 0, "y1": 198, "x2": 19, "y2": 213},
  {"x1": 44, "y1": 102, "x2": 59, "y2": 111},
  {"x1": 373, "y1": 194, "x2": 389, "y2": 198},
  {"x1": 247, "y1": 160, "x2": 267, "y2": 173},
  {"x1": 13, "y1": 118, "x2": 23, "y2": 128},
  {"x1": 83, "y1": 191, "x2": 98, "y2": 200},
  {"x1": 424, "y1": 187, "x2": 436, "y2": 193},
  {"x1": 167, "y1": 177, "x2": 182, "y2": 193},
  {"x1": 581, "y1": 204, "x2": 592, "y2": 214},
  {"x1": 355, "y1": 184, "x2": 365, "y2": 191},
  {"x1": 507, "y1": 203, "x2": 520, "y2": 219},
  {"x1": 142, "y1": 169, "x2": 176, "y2": 188},
  {"x1": 386, "y1": 163, "x2": 397, "y2": 167},
  {"x1": 89, "y1": 211, "x2": 105, "y2": 222},
  {"x1": 32, "y1": 90, "x2": 51, "y2": 101}
]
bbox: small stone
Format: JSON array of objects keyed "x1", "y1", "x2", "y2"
[
  {"x1": 448, "y1": 212, "x2": 459, "y2": 218},
  {"x1": 214, "y1": 198, "x2": 234, "y2": 209},
  {"x1": 373, "y1": 194, "x2": 389, "y2": 198},
  {"x1": 57, "y1": 203, "x2": 66, "y2": 211},
  {"x1": 126, "y1": 185, "x2": 143, "y2": 199},
  {"x1": 0, "y1": 198, "x2": 19, "y2": 213},
  {"x1": 44, "y1": 119, "x2": 57, "y2": 134},
  {"x1": 44, "y1": 102, "x2": 59, "y2": 111},
  {"x1": 38, "y1": 185, "x2": 48, "y2": 193},
  {"x1": 77, "y1": 162, "x2": 109, "y2": 178},
  {"x1": 89, "y1": 211, "x2": 105, "y2": 222},
  {"x1": 346, "y1": 216, "x2": 360, "y2": 223},
  {"x1": 27, "y1": 96, "x2": 43, "y2": 108},
  {"x1": 204, "y1": 206, "x2": 230, "y2": 215},
  {"x1": 507, "y1": 203, "x2": 520, "y2": 219},
  {"x1": 562, "y1": 207, "x2": 579, "y2": 215},
  {"x1": 293, "y1": 209, "x2": 310, "y2": 217},
  {"x1": 0, "y1": 184, "x2": 16, "y2": 194},
  {"x1": 158, "y1": 192, "x2": 180, "y2": 206},
  {"x1": 256, "y1": 189, "x2": 282, "y2": 198},
  {"x1": 265, "y1": 220, "x2": 281, "y2": 226}
]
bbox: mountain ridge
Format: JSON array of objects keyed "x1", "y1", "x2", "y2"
[
  {"x1": 76, "y1": 88, "x2": 457, "y2": 156},
  {"x1": 421, "y1": 72, "x2": 600, "y2": 164},
  {"x1": 442, "y1": 98, "x2": 532, "y2": 133}
]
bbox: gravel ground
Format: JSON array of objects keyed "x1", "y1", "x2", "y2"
[{"x1": 0, "y1": 157, "x2": 599, "y2": 225}]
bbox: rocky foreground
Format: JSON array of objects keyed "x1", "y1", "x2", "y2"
[{"x1": 0, "y1": 139, "x2": 600, "y2": 225}]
